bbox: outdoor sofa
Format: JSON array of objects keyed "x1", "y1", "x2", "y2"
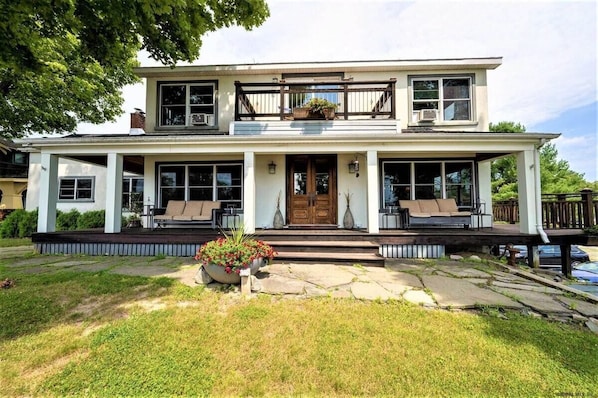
[
  {"x1": 398, "y1": 198, "x2": 471, "y2": 229},
  {"x1": 153, "y1": 200, "x2": 223, "y2": 229}
]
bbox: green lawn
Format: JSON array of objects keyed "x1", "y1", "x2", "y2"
[
  {"x1": 1, "y1": 258, "x2": 597, "y2": 397},
  {"x1": 0, "y1": 237, "x2": 32, "y2": 247}
]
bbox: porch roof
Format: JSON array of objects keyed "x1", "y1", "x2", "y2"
[
  {"x1": 19, "y1": 131, "x2": 559, "y2": 155},
  {"x1": 134, "y1": 57, "x2": 503, "y2": 78}
]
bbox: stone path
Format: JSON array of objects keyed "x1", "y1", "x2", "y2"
[{"x1": 1, "y1": 245, "x2": 597, "y2": 332}]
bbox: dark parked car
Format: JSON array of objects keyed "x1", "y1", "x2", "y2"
[{"x1": 498, "y1": 245, "x2": 589, "y2": 267}]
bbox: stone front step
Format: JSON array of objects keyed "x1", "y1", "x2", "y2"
[{"x1": 269, "y1": 238, "x2": 384, "y2": 266}]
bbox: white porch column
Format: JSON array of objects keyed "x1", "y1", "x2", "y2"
[
  {"x1": 243, "y1": 151, "x2": 256, "y2": 233},
  {"x1": 516, "y1": 150, "x2": 538, "y2": 234},
  {"x1": 477, "y1": 161, "x2": 493, "y2": 228},
  {"x1": 105, "y1": 153, "x2": 123, "y2": 233},
  {"x1": 37, "y1": 153, "x2": 59, "y2": 232},
  {"x1": 366, "y1": 150, "x2": 380, "y2": 233}
]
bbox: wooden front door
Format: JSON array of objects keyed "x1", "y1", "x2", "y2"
[{"x1": 288, "y1": 155, "x2": 337, "y2": 225}]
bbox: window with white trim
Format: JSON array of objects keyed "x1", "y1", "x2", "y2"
[
  {"x1": 122, "y1": 177, "x2": 144, "y2": 212},
  {"x1": 58, "y1": 177, "x2": 94, "y2": 201},
  {"x1": 159, "y1": 81, "x2": 217, "y2": 127},
  {"x1": 411, "y1": 76, "x2": 472, "y2": 123},
  {"x1": 382, "y1": 161, "x2": 474, "y2": 208},
  {"x1": 158, "y1": 163, "x2": 242, "y2": 209}
]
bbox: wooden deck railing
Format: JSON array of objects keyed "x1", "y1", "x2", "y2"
[
  {"x1": 493, "y1": 189, "x2": 597, "y2": 229},
  {"x1": 234, "y1": 79, "x2": 396, "y2": 121}
]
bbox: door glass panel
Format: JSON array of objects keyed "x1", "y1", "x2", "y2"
[
  {"x1": 315, "y1": 161, "x2": 329, "y2": 195},
  {"x1": 293, "y1": 159, "x2": 308, "y2": 195}
]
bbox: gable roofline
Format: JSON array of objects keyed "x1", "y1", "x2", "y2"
[{"x1": 135, "y1": 57, "x2": 502, "y2": 78}]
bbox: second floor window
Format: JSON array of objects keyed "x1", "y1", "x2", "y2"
[
  {"x1": 159, "y1": 82, "x2": 217, "y2": 127},
  {"x1": 58, "y1": 177, "x2": 94, "y2": 201},
  {"x1": 411, "y1": 76, "x2": 472, "y2": 123}
]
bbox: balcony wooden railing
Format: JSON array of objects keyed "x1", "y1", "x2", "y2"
[
  {"x1": 234, "y1": 79, "x2": 396, "y2": 121},
  {"x1": 493, "y1": 189, "x2": 597, "y2": 229}
]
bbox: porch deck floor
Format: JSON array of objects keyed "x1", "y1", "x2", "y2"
[{"x1": 32, "y1": 224, "x2": 593, "y2": 247}]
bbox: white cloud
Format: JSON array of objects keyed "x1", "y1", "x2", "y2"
[{"x1": 75, "y1": 0, "x2": 597, "y2": 178}]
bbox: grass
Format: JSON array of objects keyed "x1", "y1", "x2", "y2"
[
  {"x1": 0, "y1": 237, "x2": 32, "y2": 247},
  {"x1": 1, "y1": 258, "x2": 598, "y2": 397}
]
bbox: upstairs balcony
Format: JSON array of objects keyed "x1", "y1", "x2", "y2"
[{"x1": 232, "y1": 79, "x2": 398, "y2": 136}]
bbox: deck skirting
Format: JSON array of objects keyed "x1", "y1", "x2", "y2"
[
  {"x1": 380, "y1": 244, "x2": 445, "y2": 259},
  {"x1": 35, "y1": 243, "x2": 200, "y2": 257}
]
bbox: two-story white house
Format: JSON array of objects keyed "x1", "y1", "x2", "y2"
[{"x1": 23, "y1": 58, "x2": 558, "y2": 257}]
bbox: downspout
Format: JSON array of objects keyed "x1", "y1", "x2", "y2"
[{"x1": 535, "y1": 140, "x2": 550, "y2": 243}]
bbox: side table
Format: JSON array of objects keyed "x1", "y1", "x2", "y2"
[{"x1": 221, "y1": 210, "x2": 240, "y2": 229}]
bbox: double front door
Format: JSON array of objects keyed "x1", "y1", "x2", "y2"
[{"x1": 287, "y1": 155, "x2": 337, "y2": 225}]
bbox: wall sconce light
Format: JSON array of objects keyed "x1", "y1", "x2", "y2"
[
  {"x1": 268, "y1": 161, "x2": 277, "y2": 174},
  {"x1": 348, "y1": 159, "x2": 359, "y2": 174}
]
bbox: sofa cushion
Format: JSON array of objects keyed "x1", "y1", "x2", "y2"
[
  {"x1": 436, "y1": 199, "x2": 459, "y2": 213},
  {"x1": 399, "y1": 200, "x2": 421, "y2": 213},
  {"x1": 181, "y1": 201, "x2": 203, "y2": 216},
  {"x1": 172, "y1": 215, "x2": 194, "y2": 221},
  {"x1": 451, "y1": 211, "x2": 472, "y2": 217},
  {"x1": 409, "y1": 212, "x2": 431, "y2": 218},
  {"x1": 154, "y1": 200, "x2": 186, "y2": 220},
  {"x1": 165, "y1": 200, "x2": 186, "y2": 215},
  {"x1": 201, "y1": 201, "x2": 222, "y2": 217},
  {"x1": 430, "y1": 212, "x2": 452, "y2": 217},
  {"x1": 191, "y1": 215, "x2": 212, "y2": 221},
  {"x1": 418, "y1": 199, "x2": 440, "y2": 213}
]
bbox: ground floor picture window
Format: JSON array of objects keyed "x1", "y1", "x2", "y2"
[
  {"x1": 58, "y1": 177, "x2": 94, "y2": 201},
  {"x1": 158, "y1": 163, "x2": 242, "y2": 209},
  {"x1": 382, "y1": 160, "x2": 474, "y2": 208}
]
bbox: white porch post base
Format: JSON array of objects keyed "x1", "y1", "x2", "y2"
[
  {"x1": 37, "y1": 153, "x2": 59, "y2": 233},
  {"x1": 516, "y1": 150, "x2": 538, "y2": 234},
  {"x1": 366, "y1": 150, "x2": 379, "y2": 233},
  {"x1": 105, "y1": 153, "x2": 123, "y2": 233},
  {"x1": 243, "y1": 151, "x2": 256, "y2": 233}
]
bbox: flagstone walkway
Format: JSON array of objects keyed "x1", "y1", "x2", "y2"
[{"x1": 1, "y1": 246, "x2": 597, "y2": 332}]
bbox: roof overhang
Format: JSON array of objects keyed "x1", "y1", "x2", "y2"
[
  {"x1": 135, "y1": 57, "x2": 503, "y2": 78},
  {"x1": 19, "y1": 132, "x2": 558, "y2": 161}
]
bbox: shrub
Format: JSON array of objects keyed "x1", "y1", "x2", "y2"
[
  {"x1": 19, "y1": 209, "x2": 38, "y2": 237},
  {"x1": 56, "y1": 209, "x2": 81, "y2": 231},
  {"x1": 584, "y1": 225, "x2": 598, "y2": 235},
  {"x1": 77, "y1": 210, "x2": 105, "y2": 229},
  {"x1": 0, "y1": 209, "x2": 38, "y2": 238}
]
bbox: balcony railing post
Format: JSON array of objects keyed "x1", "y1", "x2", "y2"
[
  {"x1": 390, "y1": 79, "x2": 396, "y2": 120},
  {"x1": 234, "y1": 81, "x2": 241, "y2": 121},
  {"x1": 581, "y1": 188, "x2": 595, "y2": 228},
  {"x1": 343, "y1": 83, "x2": 349, "y2": 120},
  {"x1": 279, "y1": 83, "x2": 285, "y2": 120},
  {"x1": 508, "y1": 197, "x2": 517, "y2": 224}
]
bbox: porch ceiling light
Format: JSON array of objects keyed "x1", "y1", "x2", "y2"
[{"x1": 268, "y1": 161, "x2": 277, "y2": 174}]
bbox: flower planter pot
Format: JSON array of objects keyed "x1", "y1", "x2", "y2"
[{"x1": 202, "y1": 258, "x2": 264, "y2": 284}]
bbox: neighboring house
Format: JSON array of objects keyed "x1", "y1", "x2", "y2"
[
  {"x1": 0, "y1": 139, "x2": 29, "y2": 210},
  {"x1": 22, "y1": 58, "x2": 558, "y2": 239},
  {"x1": 26, "y1": 156, "x2": 143, "y2": 215}
]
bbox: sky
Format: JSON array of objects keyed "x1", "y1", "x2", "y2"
[{"x1": 77, "y1": 0, "x2": 598, "y2": 181}]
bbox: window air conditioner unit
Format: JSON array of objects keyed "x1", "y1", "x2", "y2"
[
  {"x1": 190, "y1": 113, "x2": 208, "y2": 125},
  {"x1": 419, "y1": 109, "x2": 437, "y2": 122}
]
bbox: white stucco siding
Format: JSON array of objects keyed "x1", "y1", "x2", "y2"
[
  {"x1": 143, "y1": 65, "x2": 492, "y2": 135},
  {"x1": 26, "y1": 155, "x2": 141, "y2": 214}
]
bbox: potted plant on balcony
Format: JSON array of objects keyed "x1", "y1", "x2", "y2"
[
  {"x1": 293, "y1": 98, "x2": 338, "y2": 120},
  {"x1": 194, "y1": 225, "x2": 276, "y2": 284}
]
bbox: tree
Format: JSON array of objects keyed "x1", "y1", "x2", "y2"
[
  {"x1": 0, "y1": 0, "x2": 269, "y2": 139},
  {"x1": 490, "y1": 121, "x2": 595, "y2": 200},
  {"x1": 490, "y1": 122, "x2": 525, "y2": 200}
]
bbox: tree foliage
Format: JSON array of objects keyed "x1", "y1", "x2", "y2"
[
  {"x1": 490, "y1": 121, "x2": 596, "y2": 200},
  {"x1": 0, "y1": 0, "x2": 269, "y2": 139}
]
